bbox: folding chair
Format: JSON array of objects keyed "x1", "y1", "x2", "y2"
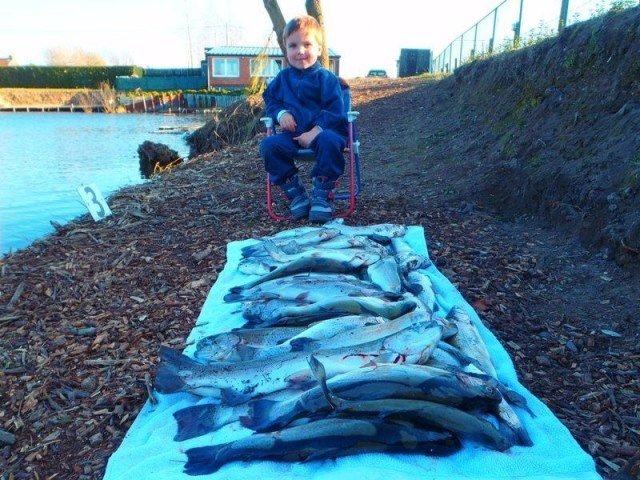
[{"x1": 260, "y1": 79, "x2": 361, "y2": 221}]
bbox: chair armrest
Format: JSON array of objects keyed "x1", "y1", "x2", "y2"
[
  {"x1": 347, "y1": 111, "x2": 359, "y2": 122},
  {"x1": 260, "y1": 116, "x2": 274, "y2": 128}
]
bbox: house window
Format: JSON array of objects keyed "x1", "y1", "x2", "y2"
[
  {"x1": 249, "y1": 58, "x2": 281, "y2": 77},
  {"x1": 212, "y1": 58, "x2": 239, "y2": 77}
]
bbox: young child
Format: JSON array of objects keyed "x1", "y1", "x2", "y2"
[{"x1": 260, "y1": 15, "x2": 348, "y2": 223}]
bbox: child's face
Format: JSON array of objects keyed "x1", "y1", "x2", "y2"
[{"x1": 285, "y1": 28, "x2": 321, "y2": 70}]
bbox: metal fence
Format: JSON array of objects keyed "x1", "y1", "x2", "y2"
[{"x1": 432, "y1": 0, "x2": 639, "y2": 72}]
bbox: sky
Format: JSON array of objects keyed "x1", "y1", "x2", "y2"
[{"x1": 0, "y1": 0, "x2": 612, "y2": 79}]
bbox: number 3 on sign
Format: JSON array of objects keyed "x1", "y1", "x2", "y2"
[{"x1": 77, "y1": 184, "x2": 112, "y2": 221}]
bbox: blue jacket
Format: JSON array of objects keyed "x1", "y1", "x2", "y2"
[{"x1": 263, "y1": 62, "x2": 348, "y2": 137}]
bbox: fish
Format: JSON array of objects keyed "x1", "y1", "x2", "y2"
[
  {"x1": 446, "y1": 305, "x2": 497, "y2": 378},
  {"x1": 231, "y1": 249, "x2": 383, "y2": 290},
  {"x1": 183, "y1": 417, "x2": 461, "y2": 475},
  {"x1": 429, "y1": 341, "x2": 485, "y2": 372},
  {"x1": 237, "y1": 257, "x2": 278, "y2": 276},
  {"x1": 241, "y1": 228, "x2": 340, "y2": 258},
  {"x1": 262, "y1": 240, "x2": 386, "y2": 264},
  {"x1": 330, "y1": 397, "x2": 513, "y2": 452},
  {"x1": 154, "y1": 321, "x2": 441, "y2": 403},
  {"x1": 240, "y1": 311, "x2": 436, "y2": 361},
  {"x1": 366, "y1": 255, "x2": 403, "y2": 293},
  {"x1": 241, "y1": 232, "x2": 374, "y2": 261},
  {"x1": 242, "y1": 295, "x2": 418, "y2": 326},
  {"x1": 405, "y1": 270, "x2": 438, "y2": 313},
  {"x1": 495, "y1": 397, "x2": 534, "y2": 447},
  {"x1": 390, "y1": 237, "x2": 432, "y2": 272},
  {"x1": 311, "y1": 358, "x2": 514, "y2": 452},
  {"x1": 322, "y1": 220, "x2": 408, "y2": 239},
  {"x1": 232, "y1": 315, "x2": 387, "y2": 361},
  {"x1": 445, "y1": 306, "x2": 532, "y2": 446},
  {"x1": 243, "y1": 359, "x2": 503, "y2": 433},
  {"x1": 172, "y1": 389, "x2": 296, "y2": 442},
  {"x1": 194, "y1": 326, "x2": 306, "y2": 363},
  {"x1": 224, "y1": 272, "x2": 392, "y2": 304}
]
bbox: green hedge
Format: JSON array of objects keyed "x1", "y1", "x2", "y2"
[{"x1": 0, "y1": 66, "x2": 144, "y2": 88}]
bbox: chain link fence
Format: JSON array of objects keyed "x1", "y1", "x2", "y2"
[{"x1": 432, "y1": 0, "x2": 639, "y2": 72}]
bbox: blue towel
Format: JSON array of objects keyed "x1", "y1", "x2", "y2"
[{"x1": 103, "y1": 226, "x2": 601, "y2": 480}]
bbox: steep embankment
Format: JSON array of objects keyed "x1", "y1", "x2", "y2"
[{"x1": 450, "y1": 6, "x2": 640, "y2": 265}]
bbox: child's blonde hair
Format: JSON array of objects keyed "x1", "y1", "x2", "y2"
[{"x1": 283, "y1": 15, "x2": 323, "y2": 44}]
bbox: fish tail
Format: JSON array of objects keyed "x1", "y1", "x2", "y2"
[
  {"x1": 263, "y1": 239, "x2": 285, "y2": 261},
  {"x1": 184, "y1": 445, "x2": 224, "y2": 475},
  {"x1": 173, "y1": 404, "x2": 221, "y2": 441},
  {"x1": 241, "y1": 244, "x2": 261, "y2": 257},
  {"x1": 223, "y1": 291, "x2": 244, "y2": 302},
  {"x1": 499, "y1": 385, "x2": 536, "y2": 417},
  {"x1": 308, "y1": 355, "x2": 339, "y2": 408},
  {"x1": 153, "y1": 346, "x2": 192, "y2": 393}
]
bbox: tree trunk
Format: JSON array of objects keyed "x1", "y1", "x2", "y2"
[
  {"x1": 305, "y1": 0, "x2": 329, "y2": 68},
  {"x1": 263, "y1": 0, "x2": 287, "y2": 61}
]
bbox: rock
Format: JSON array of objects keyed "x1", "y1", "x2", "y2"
[{"x1": 137, "y1": 141, "x2": 182, "y2": 178}]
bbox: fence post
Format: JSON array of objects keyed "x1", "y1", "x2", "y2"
[
  {"x1": 558, "y1": 0, "x2": 570, "y2": 32},
  {"x1": 473, "y1": 24, "x2": 478, "y2": 59},
  {"x1": 459, "y1": 33, "x2": 464, "y2": 66},
  {"x1": 489, "y1": 7, "x2": 498, "y2": 53},
  {"x1": 448, "y1": 45, "x2": 453, "y2": 72},
  {"x1": 514, "y1": 0, "x2": 524, "y2": 47}
]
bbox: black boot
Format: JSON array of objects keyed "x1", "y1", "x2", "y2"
[
  {"x1": 280, "y1": 175, "x2": 310, "y2": 220},
  {"x1": 309, "y1": 177, "x2": 335, "y2": 223}
]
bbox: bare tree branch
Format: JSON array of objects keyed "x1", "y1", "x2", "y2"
[
  {"x1": 305, "y1": 0, "x2": 329, "y2": 68},
  {"x1": 263, "y1": 0, "x2": 287, "y2": 60}
]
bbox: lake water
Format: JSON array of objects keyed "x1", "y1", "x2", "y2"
[{"x1": 0, "y1": 112, "x2": 208, "y2": 256}]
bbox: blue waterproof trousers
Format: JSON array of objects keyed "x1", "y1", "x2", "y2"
[{"x1": 260, "y1": 129, "x2": 347, "y2": 185}]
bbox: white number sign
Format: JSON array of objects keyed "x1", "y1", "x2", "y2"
[{"x1": 77, "y1": 184, "x2": 112, "y2": 221}]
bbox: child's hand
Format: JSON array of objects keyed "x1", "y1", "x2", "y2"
[
  {"x1": 279, "y1": 112, "x2": 297, "y2": 132},
  {"x1": 294, "y1": 126, "x2": 322, "y2": 148}
]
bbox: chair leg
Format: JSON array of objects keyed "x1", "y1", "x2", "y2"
[{"x1": 266, "y1": 175, "x2": 289, "y2": 221}]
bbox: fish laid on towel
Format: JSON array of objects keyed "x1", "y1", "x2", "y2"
[
  {"x1": 174, "y1": 356, "x2": 504, "y2": 440},
  {"x1": 241, "y1": 295, "x2": 418, "y2": 327},
  {"x1": 224, "y1": 272, "x2": 393, "y2": 304},
  {"x1": 241, "y1": 228, "x2": 340, "y2": 258},
  {"x1": 445, "y1": 305, "x2": 533, "y2": 446},
  {"x1": 194, "y1": 326, "x2": 307, "y2": 363},
  {"x1": 195, "y1": 315, "x2": 386, "y2": 364},
  {"x1": 183, "y1": 417, "x2": 461, "y2": 475},
  {"x1": 172, "y1": 356, "x2": 504, "y2": 441},
  {"x1": 232, "y1": 248, "x2": 383, "y2": 290},
  {"x1": 154, "y1": 320, "x2": 442, "y2": 403},
  {"x1": 237, "y1": 312, "x2": 439, "y2": 362},
  {"x1": 405, "y1": 270, "x2": 438, "y2": 313},
  {"x1": 238, "y1": 234, "x2": 382, "y2": 274},
  {"x1": 322, "y1": 220, "x2": 408, "y2": 240},
  {"x1": 366, "y1": 255, "x2": 403, "y2": 293},
  {"x1": 310, "y1": 356, "x2": 514, "y2": 452},
  {"x1": 446, "y1": 305, "x2": 497, "y2": 378},
  {"x1": 242, "y1": 359, "x2": 503, "y2": 433},
  {"x1": 262, "y1": 240, "x2": 386, "y2": 265},
  {"x1": 390, "y1": 237, "x2": 432, "y2": 272}
]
